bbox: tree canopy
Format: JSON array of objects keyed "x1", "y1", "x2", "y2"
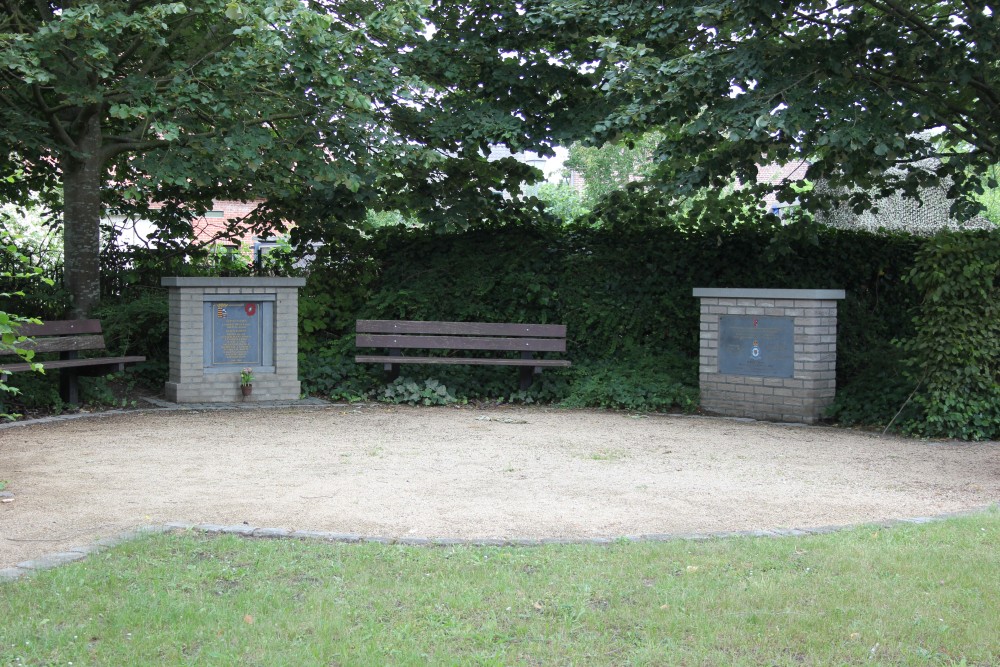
[
  {"x1": 539, "y1": 0, "x2": 1000, "y2": 218},
  {"x1": 0, "y1": 0, "x2": 601, "y2": 315},
  {"x1": 564, "y1": 131, "x2": 662, "y2": 206},
  {"x1": 5, "y1": 0, "x2": 996, "y2": 316}
]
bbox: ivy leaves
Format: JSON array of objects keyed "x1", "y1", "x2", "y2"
[{"x1": 902, "y1": 232, "x2": 1000, "y2": 440}]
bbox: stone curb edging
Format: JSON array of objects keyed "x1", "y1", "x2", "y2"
[
  {"x1": 0, "y1": 397, "x2": 337, "y2": 432},
  {"x1": 3, "y1": 504, "x2": 996, "y2": 583}
]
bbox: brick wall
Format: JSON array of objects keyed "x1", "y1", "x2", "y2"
[
  {"x1": 694, "y1": 288, "x2": 845, "y2": 423},
  {"x1": 162, "y1": 277, "x2": 306, "y2": 403}
]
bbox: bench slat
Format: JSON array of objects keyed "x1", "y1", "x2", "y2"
[
  {"x1": 357, "y1": 333, "x2": 566, "y2": 353},
  {"x1": 16, "y1": 319, "x2": 103, "y2": 336},
  {"x1": 13, "y1": 334, "x2": 107, "y2": 354},
  {"x1": 0, "y1": 355, "x2": 146, "y2": 374},
  {"x1": 357, "y1": 320, "x2": 566, "y2": 338},
  {"x1": 355, "y1": 355, "x2": 572, "y2": 368}
]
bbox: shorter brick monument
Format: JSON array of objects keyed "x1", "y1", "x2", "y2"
[
  {"x1": 162, "y1": 277, "x2": 305, "y2": 402},
  {"x1": 693, "y1": 288, "x2": 846, "y2": 423}
]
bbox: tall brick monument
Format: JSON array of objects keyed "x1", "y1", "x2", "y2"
[
  {"x1": 693, "y1": 288, "x2": 846, "y2": 423},
  {"x1": 162, "y1": 277, "x2": 305, "y2": 402}
]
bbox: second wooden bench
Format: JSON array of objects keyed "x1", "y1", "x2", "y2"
[
  {"x1": 0, "y1": 319, "x2": 146, "y2": 404},
  {"x1": 355, "y1": 319, "x2": 571, "y2": 390}
]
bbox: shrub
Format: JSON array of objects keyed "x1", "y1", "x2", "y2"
[
  {"x1": 898, "y1": 231, "x2": 1000, "y2": 440},
  {"x1": 299, "y1": 336, "x2": 379, "y2": 401},
  {"x1": 93, "y1": 290, "x2": 169, "y2": 386},
  {"x1": 381, "y1": 377, "x2": 458, "y2": 406},
  {"x1": 562, "y1": 353, "x2": 699, "y2": 413}
]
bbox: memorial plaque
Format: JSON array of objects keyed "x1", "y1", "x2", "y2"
[
  {"x1": 210, "y1": 302, "x2": 263, "y2": 366},
  {"x1": 718, "y1": 315, "x2": 794, "y2": 378}
]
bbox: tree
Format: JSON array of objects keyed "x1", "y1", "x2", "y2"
[
  {"x1": 977, "y1": 164, "x2": 1000, "y2": 225},
  {"x1": 564, "y1": 131, "x2": 662, "y2": 206},
  {"x1": 273, "y1": 0, "x2": 608, "y2": 242},
  {"x1": 1, "y1": 1, "x2": 607, "y2": 314},
  {"x1": 533, "y1": 182, "x2": 589, "y2": 223},
  {"x1": 1, "y1": 0, "x2": 435, "y2": 314},
  {"x1": 538, "y1": 0, "x2": 1000, "y2": 218}
]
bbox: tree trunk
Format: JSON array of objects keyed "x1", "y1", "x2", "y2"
[{"x1": 61, "y1": 113, "x2": 104, "y2": 319}]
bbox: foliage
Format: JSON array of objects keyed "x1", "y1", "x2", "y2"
[
  {"x1": 2, "y1": 372, "x2": 62, "y2": 414},
  {"x1": 977, "y1": 164, "x2": 1000, "y2": 225},
  {"x1": 899, "y1": 231, "x2": 1000, "y2": 440},
  {"x1": 562, "y1": 354, "x2": 699, "y2": 413},
  {"x1": 363, "y1": 209, "x2": 421, "y2": 230},
  {"x1": 0, "y1": 203, "x2": 62, "y2": 270},
  {"x1": 299, "y1": 336, "x2": 378, "y2": 402},
  {"x1": 537, "y1": 0, "x2": 1000, "y2": 221},
  {"x1": 564, "y1": 131, "x2": 663, "y2": 207},
  {"x1": 532, "y1": 183, "x2": 590, "y2": 225},
  {"x1": 240, "y1": 368, "x2": 255, "y2": 386},
  {"x1": 92, "y1": 290, "x2": 168, "y2": 385},
  {"x1": 825, "y1": 343, "x2": 917, "y2": 428},
  {"x1": 2, "y1": 370, "x2": 138, "y2": 415},
  {"x1": 380, "y1": 377, "x2": 458, "y2": 406},
  {"x1": 2, "y1": 514, "x2": 999, "y2": 663},
  {"x1": 0, "y1": 221, "x2": 52, "y2": 420},
  {"x1": 297, "y1": 228, "x2": 382, "y2": 354}
]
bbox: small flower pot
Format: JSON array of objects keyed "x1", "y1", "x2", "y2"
[{"x1": 241, "y1": 384, "x2": 253, "y2": 398}]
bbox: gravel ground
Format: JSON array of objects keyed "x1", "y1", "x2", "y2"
[{"x1": 2, "y1": 403, "x2": 998, "y2": 568}]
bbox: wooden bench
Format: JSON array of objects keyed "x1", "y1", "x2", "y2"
[
  {"x1": 355, "y1": 319, "x2": 571, "y2": 390},
  {"x1": 0, "y1": 319, "x2": 146, "y2": 404}
]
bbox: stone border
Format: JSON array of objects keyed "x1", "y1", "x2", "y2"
[
  {"x1": 0, "y1": 400, "x2": 839, "y2": 434},
  {"x1": 4, "y1": 505, "x2": 996, "y2": 583},
  {"x1": 0, "y1": 397, "x2": 335, "y2": 432}
]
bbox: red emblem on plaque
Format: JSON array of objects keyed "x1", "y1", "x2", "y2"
[{"x1": 244, "y1": 303, "x2": 257, "y2": 317}]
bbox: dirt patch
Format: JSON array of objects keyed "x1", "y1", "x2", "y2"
[{"x1": 2, "y1": 404, "x2": 998, "y2": 567}]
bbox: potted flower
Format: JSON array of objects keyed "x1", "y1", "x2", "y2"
[{"x1": 240, "y1": 367, "x2": 255, "y2": 397}]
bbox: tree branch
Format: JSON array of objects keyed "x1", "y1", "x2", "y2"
[
  {"x1": 114, "y1": 36, "x2": 147, "y2": 72},
  {"x1": 126, "y1": 0, "x2": 158, "y2": 13},
  {"x1": 33, "y1": 0, "x2": 53, "y2": 21},
  {"x1": 31, "y1": 84, "x2": 78, "y2": 151},
  {"x1": 100, "y1": 137, "x2": 170, "y2": 161},
  {"x1": 866, "y1": 0, "x2": 950, "y2": 47},
  {"x1": 2, "y1": 0, "x2": 28, "y2": 30},
  {"x1": 858, "y1": 71, "x2": 997, "y2": 157}
]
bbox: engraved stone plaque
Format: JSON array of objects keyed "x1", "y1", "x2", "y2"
[
  {"x1": 210, "y1": 302, "x2": 262, "y2": 366},
  {"x1": 718, "y1": 315, "x2": 794, "y2": 378}
]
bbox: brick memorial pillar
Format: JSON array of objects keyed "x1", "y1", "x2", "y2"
[
  {"x1": 162, "y1": 277, "x2": 306, "y2": 402},
  {"x1": 693, "y1": 288, "x2": 846, "y2": 423}
]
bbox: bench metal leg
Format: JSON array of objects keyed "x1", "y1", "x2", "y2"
[
  {"x1": 519, "y1": 352, "x2": 538, "y2": 391},
  {"x1": 519, "y1": 367, "x2": 534, "y2": 391},
  {"x1": 59, "y1": 370, "x2": 81, "y2": 405},
  {"x1": 58, "y1": 350, "x2": 81, "y2": 405},
  {"x1": 384, "y1": 348, "x2": 401, "y2": 382}
]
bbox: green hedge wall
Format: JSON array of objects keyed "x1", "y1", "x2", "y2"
[
  {"x1": 901, "y1": 231, "x2": 1000, "y2": 440},
  {"x1": 299, "y1": 219, "x2": 924, "y2": 418}
]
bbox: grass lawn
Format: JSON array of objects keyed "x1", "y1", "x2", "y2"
[{"x1": 1, "y1": 510, "x2": 997, "y2": 666}]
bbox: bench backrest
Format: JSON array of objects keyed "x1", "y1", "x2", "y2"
[
  {"x1": 356, "y1": 319, "x2": 567, "y2": 353},
  {"x1": 4, "y1": 319, "x2": 107, "y2": 356}
]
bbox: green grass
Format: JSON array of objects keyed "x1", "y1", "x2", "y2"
[{"x1": 2, "y1": 511, "x2": 998, "y2": 665}]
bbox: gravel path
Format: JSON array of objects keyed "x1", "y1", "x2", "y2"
[{"x1": 2, "y1": 403, "x2": 999, "y2": 568}]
